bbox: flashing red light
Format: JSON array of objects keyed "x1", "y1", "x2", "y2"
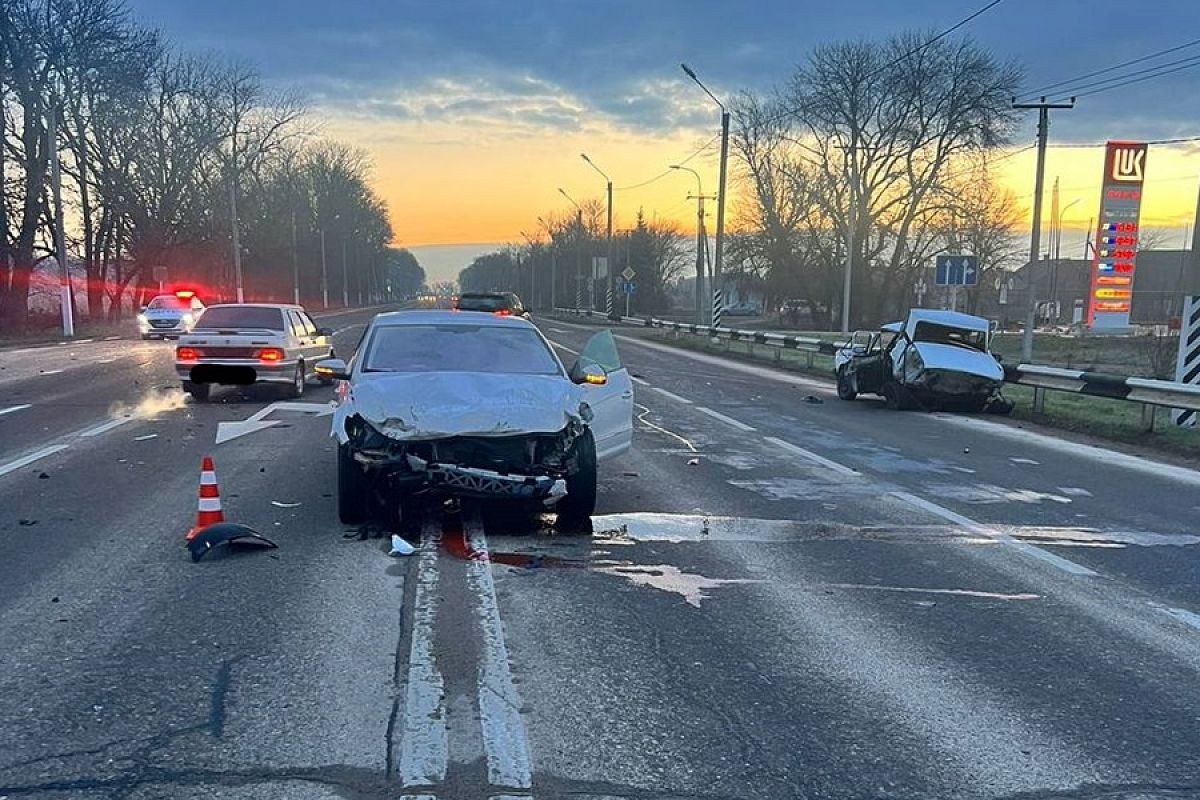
[
  {"x1": 176, "y1": 346, "x2": 200, "y2": 362},
  {"x1": 256, "y1": 347, "x2": 285, "y2": 363},
  {"x1": 494, "y1": 309, "x2": 512, "y2": 316},
  {"x1": 175, "y1": 290, "x2": 196, "y2": 300}
]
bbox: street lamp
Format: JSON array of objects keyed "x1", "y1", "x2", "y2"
[
  {"x1": 681, "y1": 63, "x2": 730, "y2": 327},
  {"x1": 580, "y1": 153, "x2": 614, "y2": 316},
  {"x1": 559, "y1": 188, "x2": 586, "y2": 310},
  {"x1": 538, "y1": 215, "x2": 558, "y2": 310}
]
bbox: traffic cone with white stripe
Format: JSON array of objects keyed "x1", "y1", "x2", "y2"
[{"x1": 186, "y1": 456, "x2": 224, "y2": 542}]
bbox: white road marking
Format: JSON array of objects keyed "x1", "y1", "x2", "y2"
[
  {"x1": 651, "y1": 387, "x2": 692, "y2": 404},
  {"x1": 1010, "y1": 457, "x2": 1040, "y2": 465},
  {"x1": 1160, "y1": 606, "x2": 1200, "y2": 632},
  {"x1": 0, "y1": 404, "x2": 32, "y2": 417},
  {"x1": 764, "y1": 436, "x2": 860, "y2": 477},
  {"x1": 934, "y1": 413, "x2": 1200, "y2": 487},
  {"x1": 332, "y1": 323, "x2": 366, "y2": 336},
  {"x1": 39, "y1": 369, "x2": 64, "y2": 375},
  {"x1": 547, "y1": 338, "x2": 579, "y2": 355},
  {"x1": 80, "y1": 418, "x2": 131, "y2": 437},
  {"x1": 463, "y1": 513, "x2": 534, "y2": 791},
  {"x1": 890, "y1": 491, "x2": 1098, "y2": 577},
  {"x1": 397, "y1": 520, "x2": 448, "y2": 788},
  {"x1": 0, "y1": 445, "x2": 70, "y2": 478},
  {"x1": 104, "y1": 335, "x2": 122, "y2": 341},
  {"x1": 548, "y1": 326, "x2": 569, "y2": 333},
  {"x1": 695, "y1": 406, "x2": 756, "y2": 432},
  {"x1": 630, "y1": 375, "x2": 650, "y2": 386},
  {"x1": 96, "y1": 358, "x2": 116, "y2": 364},
  {"x1": 612, "y1": 333, "x2": 832, "y2": 392},
  {"x1": 73, "y1": 338, "x2": 94, "y2": 344}
]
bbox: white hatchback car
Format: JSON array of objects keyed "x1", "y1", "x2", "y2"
[{"x1": 175, "y1": 304, "x2": 335, "y2": 401}]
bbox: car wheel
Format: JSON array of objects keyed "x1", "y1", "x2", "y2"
[
  {"x1": 557, "y1": 429, "x2": 597, "y2": 523},
  {"x1": 184, "y1": 381, "x2": 210, "y2": 402},
  {"x1": 836, "y1": 368, "x2": 857, "y2": 401},
  {"x1": 883, "y1": 382, "x2": 908, "y2": 411},
  {"x1": 284, "y1": 362, "x2": 305, "y2": 398},
  {"x1": 986, "y1": 397, "x2": 1015, "y2": 415},
  {"x1": 337, "y1": 443, "x2": 369, "y2": 525}
]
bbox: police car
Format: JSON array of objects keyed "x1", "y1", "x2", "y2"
[{"x1": 137, "y1": 291, "x2": 206, "y2": 339}]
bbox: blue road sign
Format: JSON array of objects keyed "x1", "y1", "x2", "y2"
[
  {"x1": 620, "y1": 281, "x2": 636, "y2": 295},
  {"x1": 934, "y1": 255, "x2": 979, "y2": 286}
]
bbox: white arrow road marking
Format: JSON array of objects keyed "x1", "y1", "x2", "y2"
[
  {"x1": 464, "y1": 512, "x2": 534, "y2": 791},
  {"x1": 398, "y1": 519, "x2": 448, "y2": 787},
  {"x1": 215, "y1": 401, "x2": 334, "y2": 444}
]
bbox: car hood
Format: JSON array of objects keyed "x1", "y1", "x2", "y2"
[
  {"x1": 912, "y1": 342, "x2": 1003, "y2": 381},
  {"x1": 333, "y1": 371, "x2": 584, "y2": 443}
]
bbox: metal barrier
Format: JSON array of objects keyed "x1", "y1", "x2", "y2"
[{"x1": 552, "y1": 308, "x2": 1200, "y2": 421}]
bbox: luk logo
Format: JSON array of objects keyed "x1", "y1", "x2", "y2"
[{"x1": 1110, "y1": 145, "x2": 1146, "y2": 183}]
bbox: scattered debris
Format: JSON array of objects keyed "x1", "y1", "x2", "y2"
[
  {"x1": 687, "y1": 458, "x2": 700, "y2": 466},
  {"x1": 803, "y1": 395, "x2": 824, "y2": 405},
  {"x1": 134, "y1": 433, "x2": 157, "y2": 442},
  {"x1": 389, "y1": 535, "x2": 416, "y2": 557},
  {"x1": 18, "y1": 519, "x2": 37, "y2": 526},
  {"x1": 623, "y1": 471, "x2": 640, "y2": 477},
  {"x1": 963, "y1": 447, "x2": 970, "y2": 454},
  {"x1": 187, "y1": 522, "x2": 277, "y2": 563},
  {"x1": 51, "y1": 596, "x2": 59, "y2": 603},
  {"x1": 270, "y1": 500, "x2": 302, "y2": 508},
  {"x1": 37, "y1": 472, "x2": 49, "y2": 479}
]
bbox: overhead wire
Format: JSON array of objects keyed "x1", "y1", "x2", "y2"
[
  {"x1": 1018, "y1": 37, "x2": 1200, "y2": 100},
  {"x1": 613, "y1": 132, "x2": 721, "y2": 193},
  {"x1": 1057, "y1": 58, "x2": 1200, "y2": 101}
]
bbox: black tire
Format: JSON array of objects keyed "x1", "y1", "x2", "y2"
[
  {"x1": 986, "y1": 397, "x2": 1015, "y2": 416},
  {"x1": 283, "y1": 361, "x2": 305, "y2": 398},
  {"x1": 338, "y1": 443, "x2": 369, "y2": 525},
  {"x1": 882, "y1": 382, "x2": 902, "y2": 410},
  {"x1": 184, "y1": 381, "x2": 210, "y2": 402},
  {"x1": 836, "y1": 368, "x2": 857, "y2": 401},
  {"x1": 557, "y1": 429, "x2": 597, "y2": 522}
]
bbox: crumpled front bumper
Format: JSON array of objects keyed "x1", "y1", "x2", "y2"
[{"x1": 353, "y1": 451, "x2": 568, "y2": 502}]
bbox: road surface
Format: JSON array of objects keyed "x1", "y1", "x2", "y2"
[{"x1": 2, "y1": 310, "x2": 1200, "y2": 799}]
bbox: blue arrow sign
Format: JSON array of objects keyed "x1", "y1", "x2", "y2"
[{"x1": 934, "y1": 255, "x2": 978, "y2": 286}]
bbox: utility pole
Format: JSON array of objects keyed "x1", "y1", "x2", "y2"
[
  {"x1": 341, "y1": 238, "x2": 349, "y2": 308},
  {"x1": 47, "y1": 105, "x2": 73, "y2": 336},
  {"x1": 290, "y1": 209, "x2": 300, "y2": 305},
  {"x1": 681, "y1": 64, "x2": 729, "y2": 328},
  {"x1": 1013, "y1": 96, "x2": 1074, "y2": 361},
  {"x1": 688, "y1": 193, "x2": 716, "y2": 323},
  {"x1": 320, "y1": 228, "x2": 329, "y2": 309},
  {"x1": 580, "y1": 154, "x2": 614, "y2": 316}
]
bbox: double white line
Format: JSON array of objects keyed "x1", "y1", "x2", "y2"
[{"x1": 395, "y1": 509, "x2": 535, "y2": 799}]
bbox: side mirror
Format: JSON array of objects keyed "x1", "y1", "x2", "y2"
[
  {"x1": 570, "y1": 361, "x2": 607, "y2": 386},
  {"x1": 315, "y1": 358, "x2": 351, "y2": 381},
  {"x1": 316, "y1": 327, "x2": 334, "y2": 337}
]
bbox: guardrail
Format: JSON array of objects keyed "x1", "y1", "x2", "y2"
[{"x1": 552, "y1": 308, "x2": 1200, "y2": 426}]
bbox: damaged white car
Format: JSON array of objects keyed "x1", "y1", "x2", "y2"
[
  {"x1": 317, "y1": 311, "x2": 634, "y2": 524},
  {"x1": 834, "y1": 309, "x2": 1013, "y2": 413}
]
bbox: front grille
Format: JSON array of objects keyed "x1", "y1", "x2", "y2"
[{"x1": 149, "y1": 319, "x2": 178, "y2": 328}]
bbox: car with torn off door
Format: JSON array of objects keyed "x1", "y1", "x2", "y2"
[
  {"x1": 175, "y1": 303, "x2": 335, "y2": 402},
  {"x1": 319, "y1": 310, "x2": 633, "y2": 524},
  {"x1": 833, "y1": 309, "x2": 1012, "y2": 413}
]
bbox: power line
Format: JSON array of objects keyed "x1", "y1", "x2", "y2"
[
  {"x1": 1058, "y1": 58, "x2": 1200, "y2": 101},
  {"x1": 1048, "y1": 134, "x2": 1200, "y2": 149},
  {"x1": 1019, "y1": 37, "x2": 1200, "y2": 100},
  {"x1": 1044, "y1": 53, "x2": 1200, "y2": 102},
  {"x1": 613, "y1": 132, "x2": 720, "y2": 192},
  {"x1": 939, "y1": 143, "x2": 1035, "y2": 182}
]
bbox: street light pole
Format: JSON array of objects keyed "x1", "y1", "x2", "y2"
[
  {"x1": 539, "y1": 215, "x2": 557, "y2": 311},
  {"x1": 681, "y1": 63, "x2": 729, "y2": 327},
  {"x1": 341, "y1": 237, "x2": 349, "y2": 308},
  {"x1": 47, "y1": 104, "x2": 74, "y2": 336},
  {"x1": 581, "y1": 153, "x2": 614, "y2": 317},
  {"x1": 672, "y1": 165, "x2": 712, "y2": 324},
  {"x1": 319, "y1": 228, "x2": 329, "y2": 309},
  {"x1": 559, "y1": 188, "x2": 585, "y2": 310}
]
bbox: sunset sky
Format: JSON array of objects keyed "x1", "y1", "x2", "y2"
[{"x1": 129, "y1": 0, "x2": 1200, "y2": 282}]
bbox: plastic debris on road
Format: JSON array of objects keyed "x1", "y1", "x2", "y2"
[
  {"x1": 687, "y1": 458, "x2": 700, "y2": 466},
  {"x1": 134, "y1": 433, "x2": 158, "y2": 441},
  {"x1": 270, "y1": 500, "x2": 302, "y2": 508},
  {"x1": 389, "y1": 535, "x2": 416, "y2": 557}
]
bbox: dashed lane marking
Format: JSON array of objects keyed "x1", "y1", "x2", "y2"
[
  {"x1": 0, "y1": 404, "x2": 32, "y2": 417},
  {"x1": 80, "y1": 418, "x2": 132, "y2": 438},
  {"x1": 630, "y1": 375, "x2": 650, "y2": 386},
  {"x1": 695, "y1": 406, "x2": 756, "y2": 432},
  {"x1": 547, "y1": 339, "x2": 579, "y2": 355},
  {"x1": 890, "y1": 491, "x2": 1098, "y2": 577},
  {"x1": 0, "y1": 445, "x2": 70, "y2": 478},
  {"x1": 651, "y1": 387, "x2": 692, "y2": 404},
  {"x1": 39, "y1": 369, "x2": 64, "y2": 376},
  {"x1": 765, "y1": 436, "x2": 861, "y2": 477}
]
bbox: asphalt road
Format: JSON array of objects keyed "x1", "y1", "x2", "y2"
[{"x1": 3, "y1": 309, "x2": 1200, "y2": 799}]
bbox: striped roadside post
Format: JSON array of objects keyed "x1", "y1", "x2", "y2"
[
  {"x1": 711, "y1": 289, "x2": 724, "y2": 329},
  {"x1": 605, "y1": 286, "x2": 614, "y2": 317},
  {"x1": 1173, "y1": 295, "x2": 1200, "y2": 427}
]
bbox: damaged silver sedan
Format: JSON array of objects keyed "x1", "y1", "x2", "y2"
[{"x1": 317, "y1": 311, "x2": 634, "y2": 524}]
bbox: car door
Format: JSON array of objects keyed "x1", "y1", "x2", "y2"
[
  {"x1": 298, "y1": 311, "x2": 328, "y2": 361},
  {"x1": 575, "y1": 330, "x2": 633, "y2": 460},
  {"x1": 285, "y1": 311, "x2": 311, "y2": 368}
]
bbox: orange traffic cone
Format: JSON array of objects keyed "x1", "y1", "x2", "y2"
[{"x1": 186, "y1": 456, "x2": 225, "y2": 541}]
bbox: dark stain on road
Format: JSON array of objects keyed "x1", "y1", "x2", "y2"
[{"x1": 207, "y1": 658, "x2": 235, "y2": 738}]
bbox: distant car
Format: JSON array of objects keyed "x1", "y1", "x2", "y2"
[
  {"x1": 833, "y1": 309, "x2": 1012, "y2": 413},
  {"x1": 319, "y1": 310, "x2": 634, "y2": 524},
  {"x1": 174, "y1": 304, "x2": 335, "y2": 402},
  {"x1": 454, "y1": 292, "x2": 530, "y2": 318},
  {"x1": 724, "y1": 301, "x2": 762, "y2": 317},
  {"x1": 137, "y1": 291, "x2": 205, "y2": 339}
]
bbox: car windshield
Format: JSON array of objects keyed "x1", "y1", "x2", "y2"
[
  {"x1": 146, "y1": 296, "x2": 187, "y2": 310},
  {"x1": 456, "y1": 294, "x2": 512, "y2": 312},
  {"x1": 363, "y1": 324, "x2": 560, "y2": 375},
  {"x1": 193, "y1": 307, "x2": 284, "y2": 330},
  {"x1": 912, "y1": 321, "x2": 987, "y2": 351}
]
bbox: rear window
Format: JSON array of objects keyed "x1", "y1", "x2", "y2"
[
  {"x1": 146, "y1": 296, "x2": 187, "y2": 310},
  {"x1": 363, "y1": 324, "x2": 560, "y2": 375},
  {"x1": 912, "y1": 321, "x2": 987, "y2": 351},
  {"x1": 456, "y1": 294, "x2": 512, "y2": 312},
  {"x1": 194, "y1": 307, "x2": 285, "y2": 331}
]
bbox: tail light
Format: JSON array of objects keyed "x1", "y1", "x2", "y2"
[
  {"x1": 494, "y1": 309, "x2": 512, "y2": 316},
  {"x1": 176, "y1": 346, "x2": 200, "y2": 362},
  {"x1": 256, "y1": 347, "x2": 285, "y2": 363}
]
